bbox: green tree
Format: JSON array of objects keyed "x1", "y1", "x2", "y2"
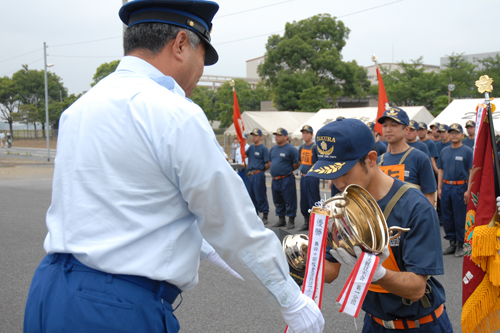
[
  {"x1": 432, "y1": 95, "x2": 450, "y2": 115},
  {"x1": 0, "y1": 76, "x2": 19, "y2": 135},
  {"x1": 48, "y1": 94, "x2": 81, "y2": 130},
  {"x1": 12, "y1": 104, "x2": 39, "y2": 135},
  {"x1": 381, "y1": 58, "x2": 446, "y2": 111},
  {"x1": 12, "y1": 65, "x2": 68, "y2": 135},
  {"x1": 477, "y1": 55, "x2": 500, "y2": 83},
  {"x1": 216, "y1": 79, "x2": 271, "y2": 128},
  {"x1": 258, "y1": 14, "x2": 370, "y2": 110},
  {"x1": 91, "y1": 60, "x2": 120, "y2": 87},
  {"x1": 190, "y1": 86, "x2": 218, "y2": 122},
  {"x1": 440, "y1": 53, "x2": 480, "y2": 99}
]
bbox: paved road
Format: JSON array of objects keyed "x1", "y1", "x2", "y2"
[
  {"x1": 0, "y1": 147, "x2": 56, "y2": 161},
  {"x1": 0, "y1": 167, "x2": 464, "y2": 332}
]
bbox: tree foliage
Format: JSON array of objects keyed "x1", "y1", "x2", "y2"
[
  {"x1": 439, "y1": 53, "x2": 480, "y2": 99},
  {"x1": 0, "y1": 76, "x2": 19, "y2": 134},
  {"x1": 258, "y1": 14, "x2": 370, "y2": 110},
  {"x1": 91, "y1": 60, "x2": 120, "y2": 87},
  {"x1": 190, "y1": 86, "x2": 217, "y2": 121}
]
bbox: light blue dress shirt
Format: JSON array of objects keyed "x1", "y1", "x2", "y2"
[{"x1": 44, "y1": 56, "x2": 299, "y2": 309}]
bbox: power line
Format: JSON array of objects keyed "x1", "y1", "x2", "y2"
[
  {"x1": 216, "y1": 0, "x2": 297, "y2": 19},
  {"x1": 1, "y1": 57, "x2": 43, "y2": 76},
  {"x1": 0, "y1": 48, "x2": 42, "y2": 64},
  {"x1": 338, "y1": 0, "x2": 405, "y2": 18},
  {"x1": 214, "y1": 30, "x2": 283, "y2": 46},
  {"x1": 50, "y1": 54, "x2": 122, "y2": 58},
  {"x1": 50, "y1": 36, "x2": 121, "y2": 48}
]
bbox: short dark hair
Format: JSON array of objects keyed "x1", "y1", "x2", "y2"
[{"x1": 123, "y1": 23, "x2": 201, "y2": 56}]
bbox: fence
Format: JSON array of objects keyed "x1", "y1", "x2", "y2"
[{"x1": 10, "y1": 129, "x2": 58, "y2": 140}]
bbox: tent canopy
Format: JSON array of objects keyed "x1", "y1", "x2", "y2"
[
  {"x1": 290, "y1": 106, "x2": 435, "y2": 139},
  {"x1": 224, "y1": 111, "x2": 315, "y2": 136},
  {"x1": 432, "y1": 98, "x2": 500, "y2": 134}
]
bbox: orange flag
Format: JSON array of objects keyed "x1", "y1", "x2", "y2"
[
  {"x1": 374, "y1": 66, "x2": 389, "y2": 135},
  {"x1": 233, "y1": 88, "x2": 246, "y2": 161}
]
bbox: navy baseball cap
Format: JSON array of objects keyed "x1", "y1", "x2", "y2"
[
  {"x1": 366, "y1": 122, "x2": 375, "y2": 131},
  {"x1": 465, "y1": 120, "x2": 475, "y2": 128},
  {"x1": 438, "y1": 124, "x2": 449, "y2": 132},
  {"x1": 377, "y1": 107, "x2": 410, "y2": 126},
  {"x1": 119, "y1": 0, "x2": 219, "y2": 65},
  {"x1": 408, "y1": 120, "x2": 418, "y2": 130},
  {"x1": 448, "y1": 123, "x2": 463, "y2": 133},
  {"x1": 273, "y1": 128, "x2": 288, "y2": 136},
  {"x1": 429, "y1": 122, "x2": 440, "y2": 129},
  {"x1": 307, "y1": 119, "x2": 375, "y2": 180},
  {"x1": 250, "y1": 128, "x2": 262, "y2": 136},
  {"x1": 418, "y1": 122, "x2": 428, "y2": 130},
  {"x1": 300, "y1": 125, "x2": 313, "y2": 134}
]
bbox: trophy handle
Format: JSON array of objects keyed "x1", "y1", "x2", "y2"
[{"x1": 388, "y1": 227, "x2": 410, "y2": 240}]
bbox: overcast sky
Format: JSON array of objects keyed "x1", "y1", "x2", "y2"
[{"x1": 2, "y1": 0, "x2": 499, "y2": 95}]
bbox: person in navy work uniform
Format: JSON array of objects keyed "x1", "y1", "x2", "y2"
[
  {"x1": 429, "y1": 123, "x2": 441, "y2": 143},
  {"x1": 435, "y1": 124, "x2": 451, "y2": 157},
  {"x1": 406, "y1": 120, "x2": 431, "y2": 159},
  {"x1": 246, "y1": 128, "x2": 270, "y2": 224},
  {"x1": 377, "y1": 107, "x2": 437, "y2": 206},
  {"x1": 297, "y1": 125, "x2": 320, "y2": 231},
  {"x1": 270, "y1": 127, "x2": 300, "y2": 229},
  {"x1": 22, "y1": 1, "x2": 325, "y2": 332},
  {"x1": 438, "y1": 123, "x2": 473, "y2": 257},
  {"x1": 417, "y1": 122, "x2": 439, "y2": 174},
  {"x1": 462, "y1": 120, "x2": 476, "y2": 149},
  {"x1": 367, "y1": 121, "x2": 387, "y2": 156},
  {"x1": 308, "y1": 119, "x2": 452, "y2": 333}
]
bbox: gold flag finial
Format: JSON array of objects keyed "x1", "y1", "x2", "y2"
[
  {"x1": 230, "y1": 80, "x2": 235, "y2": 87},
  {"x1": 475, "y1": 75, "x2": 494, "y2": 94}
]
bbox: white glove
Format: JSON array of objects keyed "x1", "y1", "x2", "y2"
[
  {"x1": 280, "y1": 293, "x2": 324, "y2": 333},
  {"x1": 204, "y1": 249, "x2": 244, "y2": 280},
  {"x1": 496, "y1": 196, "x2": 500, "y2": 214},
  {"x1": 329, "y1": 246, "x2": 389, "y2": 282}
]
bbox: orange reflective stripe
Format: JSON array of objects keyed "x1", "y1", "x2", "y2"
[
  {"x1": 301, "y1": 149, "x2": 313, "y2": 165},
  {"x1": 380, "y1": 164, "x2": 405, "y2": 181},
  {"x1": 368, "y1": 246, "x2": 400, "y2": 293}
]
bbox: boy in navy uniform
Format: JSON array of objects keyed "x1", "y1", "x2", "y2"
[
  {"x1": 429, "y1": 122, "x2": 441, "y2": 143},
  {"x1": 308, "y1": 119, "x2": 452, "y2": 333},
  {"x1": 462, "y1": 120, "x2": 476, "y2": 149},
  {"x1": 377, "y1": 107, "x2": 437, "y2": 205},
  {"x1": 435, "y1": 124, "x2": 451, "y2": 157},
  {"x1": 367, "y1": 121, "x2": 387, "y2": 156},
  {"x1": 246, "y1": 128, "x2": 270, "y2": 224},
  {"x1": 270, "y1": 128, "x2": 300, "y2": 229},
  {"x1": 438, "y1": 123, "x2": 473, "y2": 257},
  {"x1": 297, "y1": 125, "x2": 320, "y2": 231},
  {"x1": 405, "y1": 120, "x2": 431, "y2": 160},
  {"x1": 417, "y1": 122, "x2": 439, "y2": 174}
]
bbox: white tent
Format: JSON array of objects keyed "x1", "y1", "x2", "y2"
[
  {"x1": 224, "y1": 111, "x2": 315, "y2": 136},
  {"x1": 432, "y1": 98, "x2": 500, "y2": 134},
  {"x1": 290, "y1": 106, "x2": 435, "y2": 139}
]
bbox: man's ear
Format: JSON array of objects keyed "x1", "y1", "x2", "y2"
[
  {"x1": 171, "y1": 30, "x2": 190, "y2": 62},
  {"x1": 367, "y1": 150, "x2": 378, "y2": 167}
]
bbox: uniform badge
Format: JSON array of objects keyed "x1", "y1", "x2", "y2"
[
  {"x1": 386, "y1": 108, "x2": 399, "y2": 116},
  {"x1": 317, "y1": 141, "x2": 334, "y2": 155}
]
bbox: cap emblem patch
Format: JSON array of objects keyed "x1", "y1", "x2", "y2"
[
  {"x1": 318, "y1": 141, "x2": 334, "y2": 155},
  {"x1": 311, "y1": 163, "x2": 346, "y2": 174}
]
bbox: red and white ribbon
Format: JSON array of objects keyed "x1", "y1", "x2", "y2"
[
  {"x1": 336, "y1": 251, "x2": 379, "y2": 317},
  {"x1": 285, "y1": 210, "x2": 328, "y2": 333}
]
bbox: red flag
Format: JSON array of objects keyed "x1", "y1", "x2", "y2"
[
  {"x1": 461, "y1": 103, "x2": 500, "y2": 333},
  {"x1": 374, "y1": 66, "x2": 389, "y2": 135},
  {"x1": 233, "y1": 89, "x2": 246, "y2": 161}
]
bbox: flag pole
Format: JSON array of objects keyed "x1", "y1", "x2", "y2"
[{"x1": 476, "y1": 75, "x2": 500, "y2": 193}]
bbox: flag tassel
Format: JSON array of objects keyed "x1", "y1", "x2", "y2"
[{"x1": 462, "y1": 273, "x2": 500, "y2": 333}]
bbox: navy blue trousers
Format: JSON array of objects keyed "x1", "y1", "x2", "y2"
[
  {"x1": 247, "y1": 171, "x2": 269, "y2": 214},
  {"x1": 24, "y1": 254, "x2": 181, "y2": 333},
  {"x1": 237, "y1": 169, "x2": 248, "y2": 189},
  {"x1": 300, "y1": 176, "x2": 320, "y2": 218},
  {"x1": 362, "y1": 307, "x2": 453, "y2": 332},
  {"x1": 272, "y1": 175, "x2": 297, "y2": 217},
  {"x1": 441, "y1": 183, "x2": 467, "y2": 243}
]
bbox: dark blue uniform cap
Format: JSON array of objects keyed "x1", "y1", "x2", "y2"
[
  {"x1": 119, "y1": 0, "x2": 219, "y2": 66},
  {"x1": 377, "y1": 107, "x2": 410, "y2": 126},
  {"x1": 465, "y1": 120, "x2": 475, "y2": 128},
  {"x1": 429, "y1": 122, "x2": 440, "y2": 129},
  {"x1": 418, "y1": 122, "x2": 428, "y2": 130},
  {"x1": 273, "y1": 128, "x2": 288, "y2": 136},
  {"x1": 250, "y1": 128, "x2": 263, "y2": 136},
  {"x1": 448, "y1": 123, "x2": 463, "y2": 133},
  {"x1": 300, "y1": 125, "x2": 313, "y2": 134},
  {"x1": 438, "y1": 124, "x2": 449, "y2": 132},
  {"x1": 408, "y1": 120, "x2": 418, "y2": 130},
  {"x1": 366, "y1": 122, "x2": 375, "y2": 131},
  {"x1": 307, "y1": 119, "x2": 375, "y2": 180}
]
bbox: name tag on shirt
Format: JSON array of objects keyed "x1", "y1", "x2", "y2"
[
  {"x1": 280, "y1": 153, "x2": 286, "y2": 157},
  {"x1": 404, "y1": 170, "x2": 410, "y2": 177},
  {"x1": 456, "y1": 156, "x2": 463, "y2": 161},
  {"x1": 390, "y1": 237, "x2": 400, "y2": 247},
  {"x1": 255, "y1": 152, "x2": 260, "y2": 156}
]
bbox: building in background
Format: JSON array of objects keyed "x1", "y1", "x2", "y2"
[{"x1": 440, "y1": 51, "x2": 500, "y2": 70}]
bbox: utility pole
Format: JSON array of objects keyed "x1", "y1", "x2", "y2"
[{"x1": 44, "y1": 42, "x2": 50, "y2": 162}]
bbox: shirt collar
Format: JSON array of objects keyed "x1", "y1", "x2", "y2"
[{"x1": 116, "y1": 56, "x2": 186, "y2": 98}]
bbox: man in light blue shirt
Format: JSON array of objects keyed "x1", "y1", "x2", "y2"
[{"x1": 23, "y1": 1, "x2": 323, "y2": 332}]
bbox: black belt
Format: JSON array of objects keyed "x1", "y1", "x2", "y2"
[{"x1": 50, "y1": 253, "x2": 181, "y2": 304}]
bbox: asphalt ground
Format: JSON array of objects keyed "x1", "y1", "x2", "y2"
[{"x1": 0, "y1": 159, "x2": 464, "y2": 333}]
